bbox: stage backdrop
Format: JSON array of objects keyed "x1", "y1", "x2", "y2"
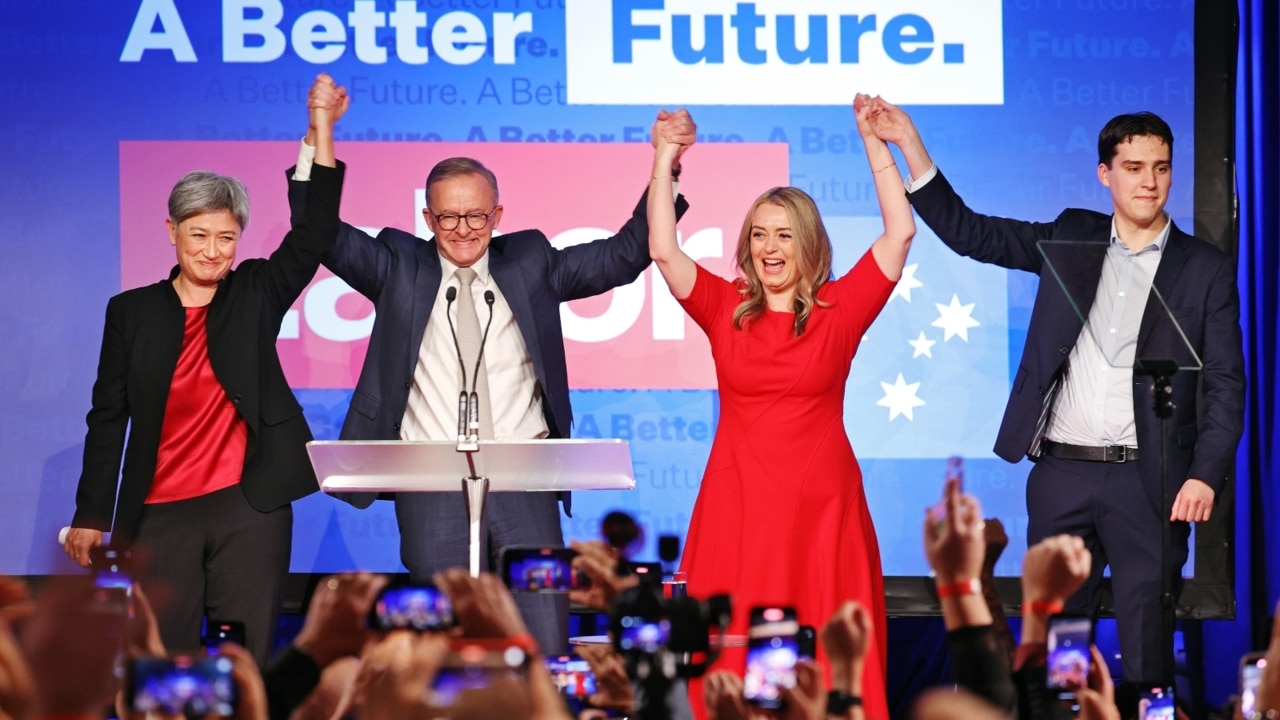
[{"x1": 3, "y1": 0, "x2": 1197, "y2": 578}]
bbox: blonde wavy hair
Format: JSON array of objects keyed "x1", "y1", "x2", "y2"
[{"x1": 732, "y1": 187, "x2": 833, "y2": 336}]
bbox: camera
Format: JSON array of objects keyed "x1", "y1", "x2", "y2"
[
  {"x1": 127, "y1": 655, "x2": 236, "y2": 717},
  {"x1": 609, "y1": 583, "x2": 731, "y2": 677},
  {"x1": 500, "y1": 546, "x2": 589, "y2": 593},
  {"x1": 367, "y1": 583, "x2": 455, "y2": 632}
]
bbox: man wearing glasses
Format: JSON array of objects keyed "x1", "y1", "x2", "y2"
[{"x1": 288, "y1": 106, "x2": 695, "y2": 653}]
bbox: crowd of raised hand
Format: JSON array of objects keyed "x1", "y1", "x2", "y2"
[{"x1": 3, "y1": 477, "x2": 1278, "y2": 720}]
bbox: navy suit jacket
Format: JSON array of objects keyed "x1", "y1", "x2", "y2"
[
  {"x1": 909, "y1": 170, "x2": 1244, "y2": 509},
  {"x1": 288, "y1": 173, "x2": 688, "y2": 510}
]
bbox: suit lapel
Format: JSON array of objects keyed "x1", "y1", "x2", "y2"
[
  {"x1": 413, "y1": 240, "x2": 444, "y2": 367},
  {"x1": 1137, "y1": 225, "x2": 1192, "y2": 358},
  {"x1": 488, "y1": 242, "x2": 546, "y2": 382}
]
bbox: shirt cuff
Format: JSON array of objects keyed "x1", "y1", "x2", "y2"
[
  {"x1": 293, "y1": 138, "x2": 316, "y2": 181},
  {"x1": 904, "y1": 164, "x2": 939, "y2": 193}
]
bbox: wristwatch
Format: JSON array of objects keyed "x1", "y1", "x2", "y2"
[{"x1": 827, "y1": 689, "x2": 862, "y2": 715}]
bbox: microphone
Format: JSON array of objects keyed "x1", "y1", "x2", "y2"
[
  {"x1": 468, "y1": 291, "x2": 498, "y2": 440},
  {"x1": 444, "y1": 286, "x2": 469, "y2": 442}
]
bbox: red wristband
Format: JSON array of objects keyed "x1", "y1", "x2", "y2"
[
  {"x1": 1024, "y1": 599, "x2": 1064, "y2": 615},
  {"x1": 935, "y1": 578, "x2": 982, "y2": 599}
]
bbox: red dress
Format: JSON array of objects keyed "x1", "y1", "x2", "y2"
[{"x1": 679, "y1": 249, "x2": 895, "y2": 719}]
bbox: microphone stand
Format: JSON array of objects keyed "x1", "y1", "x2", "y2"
[
  {"x1": 1134, "y1": 358, "x2": 1177, "y2": 687},
  {"x1": 456, "y1": 289, "x2": 497, "y2": 576}
]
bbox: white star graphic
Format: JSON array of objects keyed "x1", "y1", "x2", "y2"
[
  {"x1": 932, "y1": 294, "x2": 981, "y2": 342},
  {"x1": 908, "y1": 331, "x2": 936, "y2": 358},
  {"x1": 877, "y1": 373, "x2": 926, "y2": 421},
  {"x1": 890, "y1": 263, "x2": 924, "y2": 303}
]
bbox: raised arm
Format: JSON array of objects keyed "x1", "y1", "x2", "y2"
[
  {"x1": 856, "y1": 94, "x2": 914, "y2": 281},
  {"x1": 647, "y1": 110, "x2": 698, "y2": 299},
  {"x1": 867, "y1": 96, "x2": 935, "y2": 182}
]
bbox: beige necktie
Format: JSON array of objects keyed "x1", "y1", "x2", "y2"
[{"x1": 454, "y1": 268, "x2": 493, "y2": 439}]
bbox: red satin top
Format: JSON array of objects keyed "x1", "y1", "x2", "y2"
[{"x1": 146, "y1": 306, "x2": 246, "y2": 504}]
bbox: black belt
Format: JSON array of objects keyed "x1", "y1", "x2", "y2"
[{"x1": 1041, "y1": 440, "x2": 1139, "y2": 463}]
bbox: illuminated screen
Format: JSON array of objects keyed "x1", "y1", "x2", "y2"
[{"x1": 3, "y1": 1, "x2": 1196, "y2": 579}]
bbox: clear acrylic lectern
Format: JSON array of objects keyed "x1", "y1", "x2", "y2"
[{"x1": 306, "y1": 439, "x2": 636, "y2": 576}]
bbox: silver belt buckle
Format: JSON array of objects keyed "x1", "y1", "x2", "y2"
[{"x1": 1107, "y1": 445, "x2": 1127, "y2": 463}]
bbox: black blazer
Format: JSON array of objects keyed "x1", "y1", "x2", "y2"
[
  {"x1": 287, "y1": 174, "x2": 688, "y2": 510},
  {"x1": 909, "y1": 170, "x2": 1244, "y2": 508},
  {"x1": 73, "y1": 162, "x2": 345, "y2": 541}
]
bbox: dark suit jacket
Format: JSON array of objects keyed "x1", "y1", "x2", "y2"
[
  {"x1": 287, "y1": 174, "x2": 688, "y2": 510},
  {"x1": 909, "y1": 170, "x2": 1244, "y2": 508},
  {"x1": 73, "y1": 163, "x2": 345, "y2": 541}
]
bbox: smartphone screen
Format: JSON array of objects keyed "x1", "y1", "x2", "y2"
[
  {"x1": 616, "y1": 616, "x2": 671, "y2": 654},
  {"x1": 1241, "y1": 653, "x2": 1266, "y2": 718},
  {"x1": 202, "y1": 620, "x2": 246, "y2": 653},
  {"x1": 367, "y1": 585, "x2": 455, "y2": 632},
  {"x1": 743, "y1": 606, "x2": 800, "y2": 710},
  {"x1": 428, "y1": 644, "x2": 530, "y2": 707},
  {"x1": 545, "y1": 655, "x2": 598, "y2": 698},
  {"x1": 500, "y1": 547, "x2": 587, "y2": 593},
  {"x1": 90, "y1": 546, "x2": 134, "y2": 617},
  {"x1": 1139, "y1": 686, "x2": 1175, "y2": 720},
  {"x1": 128, "y1": 655, "x2": 236, "y2": 717},
  {"x1": 1046, "y1": 615, "x2": 1093, "y2": 697}
]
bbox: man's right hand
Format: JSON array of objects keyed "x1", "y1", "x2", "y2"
[
  {"x1": 294, "y1": 572, "x2": 387, "y2": 668},
  {"x1": 62, "y1": 528, "x2": 102, "y2": 569}
]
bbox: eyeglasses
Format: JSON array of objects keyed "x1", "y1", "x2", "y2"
[{"x1": 429, "y1": 207, "x2": 498, "y2": 231}]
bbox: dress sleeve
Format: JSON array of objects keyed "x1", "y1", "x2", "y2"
[
  {"x1": 827, "y1": 246, "x2": 898, "y2": 338},
  {"x1": 676, "y1": 263, "x2": 736, "y2": 339}
]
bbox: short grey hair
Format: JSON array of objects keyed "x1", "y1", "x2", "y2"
[
  {"x1": 168, "y1": 171, "x2": 251, "y2": 230},
  {"x1": 426, "y1": 157, "x2": 499, "y2": 206}
]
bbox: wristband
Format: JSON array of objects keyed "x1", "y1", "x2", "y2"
[
  {"x1": 935, "y1": 578, "x2": 982, "y2": 599},
  {"x1": 1024, "y1": 599, "x2": 1064, "y2": 615},
  {"x1": 450, "y1": 633, "x2": 540, "y2": 655},
  {"x1": 827, "y1": 690, "x2": 862, "y2": 715}
]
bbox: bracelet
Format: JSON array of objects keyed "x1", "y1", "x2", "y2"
[
  {"x1": 827, "y1": 690, "x2": 863, "y2": 715},
  {"x1": 935, "y1": 578, "x2": 982, "y2": 599},
  {"x1": 651, "y1": 174, "x2": 672, "y2": 180},
  {"x1": 874, "y1": 161, "x2": 897, "y2": 174},
  {"x1": 1024, "y1": 599, "x2": 1065, "y2": 615}
]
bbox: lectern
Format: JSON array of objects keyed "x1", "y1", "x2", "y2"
[{"x1": 306, "y1": 439, "x2": 636, "y2": 576}]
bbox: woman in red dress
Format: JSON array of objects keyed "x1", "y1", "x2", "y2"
[{"x1": 647, "y1": 95, "x2": 915, "y2": 719}]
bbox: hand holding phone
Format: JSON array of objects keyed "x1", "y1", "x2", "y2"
[
  {"x1": 428, "y1": 643, "x2": 530, "y2": 707},
  {"x1": 1138, "y1": 686, "x2": 1175, "y2": 720}
]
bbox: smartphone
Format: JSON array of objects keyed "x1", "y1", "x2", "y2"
[
  {"x1": 1138, "y1": 686, "x2": 1175, "y2": 720},
  {"x1": 202, "y1": 620, "x2": 246, "y2": 653},
  {"x1": 500, "y1": 547, "x2": 588, "y2": 593},
  {"x1": 743, "y1": 606, "x2": 800, "y2": 710},
  {"x1": 797, "y1": 625, "x2": 816, "y2": 662},
  {"x1": 127, "y1": 655, "x2": 236, "y2": 717},
  {"x1": 545, "y1": 654, "x2": 598, "y2": 698},
  {"x1": 367, "y1": 584, "x2": 455, "y2": 632},
  {"x1": 1241, "y1": 652, "x2": 1266, "y2": 719},
  {"x1": 428, "y1": 643, "x2": 531, "y2": 707},
  {"x1": 1045, "y1": 614, "x2": 1093, "y2": 699},
  {"x1": 932, "y1": 456, "x2": 965, "y2": 521},
  {"x1": 616, "y1": 615, "x2": 671, "y2": 654},
  {"x1": 90, "y1": 545, "x2": 134, "y2": 615}
]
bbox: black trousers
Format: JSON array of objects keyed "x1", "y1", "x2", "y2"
[
  {"x1": 132, "y1": 484, "x2": 292, "y2": 664},
  {"x1": 1026, "y1": 455, "x2": 1189, "y2": 685}
]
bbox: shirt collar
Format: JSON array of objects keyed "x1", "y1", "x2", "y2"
[
  {"x1": 1109, "y1": 214, "x2": 1171, "y2": 255},
  {"x1": 438, "y1": 251, "x2": 492, "y2": 287}
]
